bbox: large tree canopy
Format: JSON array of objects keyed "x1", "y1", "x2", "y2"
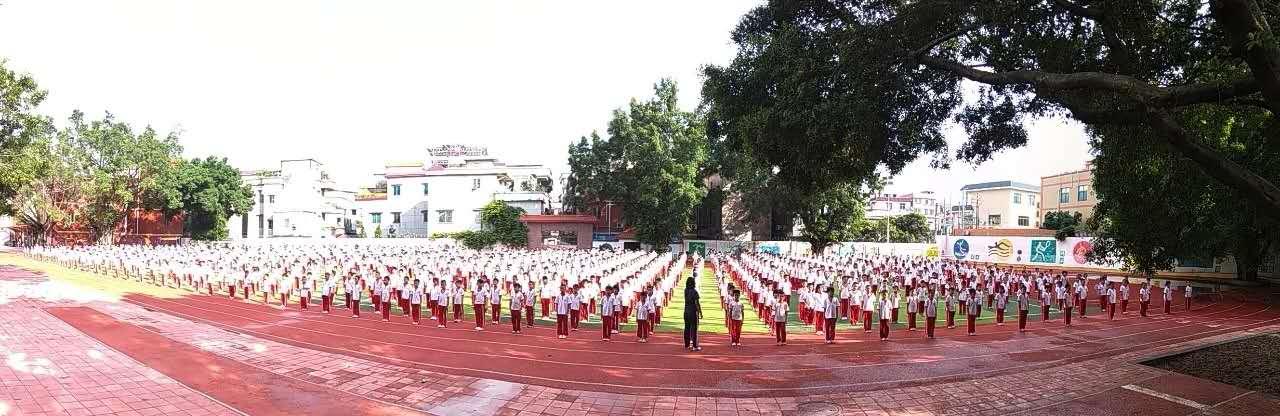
[
  {"x1": 702, "y1": 0, "x2": 1280, "y2": 221},
  {"x1": 162, "y1": 157, "x2": 254, "y2": 241},
  {"x1": 564, "y1": 79, "x2": 709, "y2": 250},
  {"x1": 0, "y1": 60, "x2": 54, "y2": 215}
]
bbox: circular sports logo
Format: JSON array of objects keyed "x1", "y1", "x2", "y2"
[
  {"x1": 1072, "y1": 240, "x2": 1093, "y2": 264},
  {"x1": 953, "y1": 239, "x2": 969, "y2": 259}
]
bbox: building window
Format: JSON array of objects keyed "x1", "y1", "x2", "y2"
[
  {"x1": 437, "y1": 210, "x2": 454, "y2": 224},
  {"x1": 1017, "y1": 216, "x2": 1030, "y2": 226},
  {"x1": 1059, "y1": 187, "x2": 1070, "y2": 203},
  {"x1": 422, "y1": 183, "x2": 429, "y2": 195},
  {"x1": 267, "y1": 218, "x2": 274, "y2": 236},
  {"x1": 1078, "y1": 185, "x2": 1088, "y2": 201},
  {"x1": 1029, "y1": 195, "x2": 1036, "y2": 206},
  {"x1": 241, "y1": 214, "x2": 249, "y2": 238},
  {"x1": 351, "y1": 209, "x2": 356, "y2": 215},
  {"x1": 1013, "y1": 192, "x2": 1021, "y2": 204},
  {"x1": 370, "y1": 212, "x2": 382, "y2": 224},
  {"x1": 256, "y1": 214, "x2": 263, "y2": 238},
  {"x1": 268, "y1": 195, "x2": 275, "y2": 204},
  {"x1": 421, "y1": 210, "x2": 429, "y2": 223},
  {"x1": 898, "y1": 203, "x2": 906, "y2": 210},
  {"x1": 258, "y1": 192, "x2": 264, "y2": 204},
  {"x1": 474, "y1": 209, "x2": 483, "y2": 224},
  {"x1": 391, "y1": 184, "x2": 401, "y2": 196},
  {"x1": 472, "y1": 178, "x2": 481, "y2": 190},
  {"x1": 988, "y1": 214, "x2": 1001, "y2": 226},
  {"x1": 391, "y1": 212, "x2": 401, "y2": 224},
  {"x1": 336, "y1": 217, "x2": 341, "y2": 225}
]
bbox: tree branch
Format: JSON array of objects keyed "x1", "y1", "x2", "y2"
[
  {"x1": 910, "y1": 24, "x2": 982, "y2": 58},
  {"x1": 1144, "y1": 107, "x2": 1280, "y2": 221},
  {"x1": 1212, "y1": 0, "x2": 1280, "y2": 115},
  {"x1": 918, "y1": 56, "x2": 1262, "y2": 106},
  {"x1": 1053, "y1": 0, "x2": 1103, "y2": 20}
]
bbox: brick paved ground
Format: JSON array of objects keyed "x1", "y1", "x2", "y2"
[{"x1": 2, "y1": 262, "x2": 1278, "y2": 416}]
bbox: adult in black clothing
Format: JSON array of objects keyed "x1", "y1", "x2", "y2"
[{"x1": 683, "y1": 275, "x2": 703, "y2": 351}]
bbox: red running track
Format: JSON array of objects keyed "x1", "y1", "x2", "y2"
[{"x1": 121, "y1": 291, "x2": 1280, "y2": 397}]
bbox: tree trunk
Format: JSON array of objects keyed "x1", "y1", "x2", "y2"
[{"x1": 1212, "y1": 0, "x2": 1280, "y2": 115}]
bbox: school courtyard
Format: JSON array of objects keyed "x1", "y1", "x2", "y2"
[{"x1": 0, "y1": 252, "x2": 1277, "y2": 416}]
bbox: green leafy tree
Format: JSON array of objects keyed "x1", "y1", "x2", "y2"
[
  {"x1": 892, "y1": 213, "x2": 933, "y2": 243},
  {"x1": 1088, "y1": 106, "x2": 1279, "y2": 279},
  {"x1": 1042, "y1": 210, "x2": 1086, "y2": 240},
  {"x1": 480, "y1": 200, "x2": 528, "y2": 247},
  {"x1": 163, "y1": 157, "x2": 253, "y2": 240},
  {"x1": 795, "y1": 181, "x2": 868, "y2": 254},
  {"x1": 703, "y1": 0, "x2": 1280, "y2": 273},
  {"x1": 7, "y1": 136, "x2": 82, "y2": 246},
  {"x1": 566, "y1": 80, "x2": 708, "y2": 250},
  {"x1": 0, "y1": 61, "x2": 54, "y2": 215},
  {"x1": 60, "y1": 111, "x2": 183, "y2": 243}
]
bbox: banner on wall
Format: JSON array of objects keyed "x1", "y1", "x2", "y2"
[{"x1": 937, "y1": 235, "x2": 1117, "y2": 269}]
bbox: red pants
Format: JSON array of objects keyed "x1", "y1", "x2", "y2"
[
  {"x1": 452, "y1": 304, "x2": 462, "y2": 321},
  {"x1": 879, "y1": 318, "x2": 890, "y2": 339},
  {"x1": 345, "y1": 293, "x2": 352, "y2": 310},
  {"x1": 300, "y1": 296, "x2": 309, "y2": 310},
  {"x1": 400, "y1": 299, "x2": 410, "y2": 316},
  {"x1": 372, "y1": 295, "x2": 381, "y2": 312},
  {"x1": 926, "y1": 316, "x2": 936, "y2": 338},
  {"x1": 1140, "y1": 301, "x2": 1149, "y2": 316},
  {"x1": 814, "y1": 313, "x2": 823, "y2": 332},
  {"x1": 321, "y1": 295, "x2": 331, "y2": 313},
  {"x1": 851, "y1": 306, "x2": 861, "y2": 322},
  {"x1": 775, "y1": 322, "x2": 787, "y2": 343},
  {"x1": 1109, "y1": 302, "x2": 1117, "y2": 320},
  {"x1": 839, "y1": 299, "x2": 850, "y2": 318},
  {"x1": 229, "y1": 286, "x2": 236, "y2": 298},
  {"x1": 411, "y1": 303, "x2": 421, "y2": 323},
  {"x1": 556, "y1": 314, "x2": 569, "y2": 336},
  {"x1": 352, "y1": 301, "x2": 361, "y2": 317},
  {"x1": 524, "y1": 306, "x2": 535, "y2": 326},
  {"x1": 995, "y1": 308, "x2": 1004, "y2": 324},
  {"x1": 490, "y1": 304, "x2": 500, "y2": 322},
  {"x1": 381, "y1": 302, "x2": 391, "y2": 321},
  {"x1": 280, "y1": 294, "x2": 288, "y2": 307},
  {"x1": 639, "y1": 319, "x2": 652, "y2": 340},
  {"x1": 541, "y1": 298, "x2": 551, "y2": 317},
  {"x1": 601, "y1": 316, "x2": 613, "y2": 339},
  {"x1": 1185, "y1": 297, "x2": 1191, "y2": 311},
  {"x1": 436, "y1": 306, "x2": 447, "y2": 326},
  {"x1": 966, "y1": 314, "x2": 976, "y2": 334},
  {"x1": 892, "y1": 308, "x2": 899, "y2": 323},
  {"x1": 863, "y1": 311, "x2": 872, "y2": 332},
  {"x1": 1064, "y1": 307, "x2": 1073, "y2": 325},
  {"x1": 1121, "y1": 299, "x2": 1129, "y2": 313},
  {"x1": 1018, "y1": 310, "x2": 1028, "y2": 330},
  {"x1": 570, "y1": 310, "x2": 580, "y2": 330},
  {"x1": 1042, "y1": 302, "x2": 1050, "y2": 321},
  {"x1": 473, "y1": 305, "x2": 485, "y2": 328},
  {"x1": 1080, "y1": 299, "x2": 1087, "y2": 317},
  {"x1": 512, "y1": 310, "x2": 522, "y2": 332},
  {"x1": 907, "y1": 312, "x2": 917, "y2": 330},
  {"x1": 824, "y1": 318, "x2": 836, "y2": 341},
  {"x1": 1165, "y1": 299, "x2": 1172, "y2": 314},
  {"x1": 946, "y1": 310, "x2": 955, "y2": 328}
]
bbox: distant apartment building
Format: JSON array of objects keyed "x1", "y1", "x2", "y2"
[
  {"x1": 867, "y1": 191, "x2": 946, "y2": 233},
  {"x1": 229, "y1": 159, "x2": 357, "y2": 239},
  {"x1": 1039, "y1": 165, "x2": 1096, "y2": 223},
  {"x1": 353, "y1": 144, "x2": 553, "y2": 238},
  {"x1": 958, "y1": 181, "x2": 1041, "y2": 228}
]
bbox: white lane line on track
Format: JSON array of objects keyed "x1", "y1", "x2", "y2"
[
  {"x1": 129, "y1": 294, "x2": 1268, "y2": 372},
  {"x1": 156, "y1": 292, "x2": 1257, "y2": 358},
  {"x1": 1120, "y1": 384, "x2": 1208, "y2": 410},
  {"x1": 123, "y1": 294, "x2": 1280, "y2": 390}
]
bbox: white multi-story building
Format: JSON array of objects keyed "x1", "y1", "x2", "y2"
[
  {"x1": 866, "y1": 191, "x2": 946, "y2": 234},
  {"x1": 958, "y1": 180, "x2": 1041, "y2": 228},
  {"x1": 229, "y1": 159, "x2": 357, "y2": 239},
  {"x1": 353, "y1": 145, "x2": 553, "y2": 237}
]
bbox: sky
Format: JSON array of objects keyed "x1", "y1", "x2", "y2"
[{"x1": 0, "y1": 0, "x2": 1091, "y2": 201}]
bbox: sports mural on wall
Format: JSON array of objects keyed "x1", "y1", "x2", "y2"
[{"x1": 939, "y1": 235, "x2": 1118, "y2": 269}]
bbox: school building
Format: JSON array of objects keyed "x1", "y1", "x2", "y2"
[
  {"x1": 1038, "y1": 165, "x2": 1096, "y2": 223},
  {"x1": 958, "y1": 181, "x2": 1041, "y2": 228},
  {"x1": 228, "y1": 159, "x2": 358, "y2": 239}
]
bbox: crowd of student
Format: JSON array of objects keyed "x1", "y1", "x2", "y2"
[
  {"x1": 27, "y1": 243, "x2": 1198, "y2": 347},
  {"x1": 709, "y1": 251, "x2": 1195, "y2": 344}
]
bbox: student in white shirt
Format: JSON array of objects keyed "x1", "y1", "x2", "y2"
[
  {"x1": 472, "y1": 280, "x2": 488, "y2": 330},
  {"x1": 409, "y1": 278, "x2": 423, "y2": 325},
  {"x1": 510, "y1": 283, "x2": 526, "y2": 334},
  {"x1": 637, "y1": 289, "x2": 656, "y2": 343},
  {"x1": 772, "y1": 290, "x2": 789, "y2": 345},
  {"x1": 556, "y1": 287, "x2": 572, "y2": 339}
]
